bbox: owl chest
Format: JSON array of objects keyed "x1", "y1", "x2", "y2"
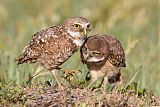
[
  {"x1": 101, "y1": 60, "x2": 118, "y2": 75},
  {"x1": 88, "y1": 60, "x2": 117, "y2": 76}
]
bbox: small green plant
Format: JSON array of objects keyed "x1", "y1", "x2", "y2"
[{"x1": 0, "y1": 77, "x2": 26, "y2": 105}]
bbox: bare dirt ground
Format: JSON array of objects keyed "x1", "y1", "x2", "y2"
[{"x1": 13, "y1": 86, "x2": 160, "y2": 107}]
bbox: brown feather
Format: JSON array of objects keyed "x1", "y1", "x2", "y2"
[{"x1": 80, "y1": 34, "x2": 126, "y2": 84}]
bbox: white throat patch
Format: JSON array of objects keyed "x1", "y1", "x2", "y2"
[
  {"x1": 87, "y1": 57, "x2": 105, "y2": 62},
  {"x1": 68, "y1": 30, "x2": 80, "y2": 38},
  {"x1": 68, "y1": 30, "x2": 85, "y2": 47},
  {"x1": 73, "y1": 39, "x2": 85, "y2": 47}
]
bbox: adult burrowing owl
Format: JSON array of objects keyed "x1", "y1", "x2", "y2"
[
  {"x1": 16, "y1": 17, "x2": 90, "y2": 84},
  {"x1": 80, "y1": 34, "x2": 126, "y2": 86}
]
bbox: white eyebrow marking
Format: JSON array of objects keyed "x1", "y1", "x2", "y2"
[
  {"x1": 85, "y1": 22, "x2": 90, "y2": 26},
  {"x1": 74, "y1": 22, "x2": 90, "y2": 27}
]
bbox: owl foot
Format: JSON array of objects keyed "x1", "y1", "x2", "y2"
[
  {"x1": 87, "y1": 76, "x2": 104, "y2": 90},
  {"x1": 63, "y1": 69, "x2": 80, "y2": 75},
  {"x1": 59, "y1": 69, "x2": 81, "y2": 87}
]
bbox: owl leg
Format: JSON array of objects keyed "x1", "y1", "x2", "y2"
[
  {"x1": 87, "y1": 70, "x2": 104, "y2": 89},
  {"x1": 87, "y1": 77, "x2": 97, "y2": 89},
  {"x1": 103, "y1": 76, "x2": 109, "y2": 85},
  {"x1": 103, "y1": 76, "x2": 111, "y2": 89},
  {"x1": 50, "y1": 69, "x2": 61, "y2": 86},
  {"x1": 87, "y1": 70, "x2": 98, "y2": 89},
  {"x1": 32, "y1": 66, "x2": 44, "y2": 78},
  {"x1": 88, "y1": 76, "x2": 104, "y2": 90},
  {"x1": 63, "y1": 69, "x2": 80, "y2": 75}
]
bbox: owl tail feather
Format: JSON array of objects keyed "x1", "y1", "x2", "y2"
[
  {"x1": 15, "y1": 54, "x2": 27, "y2": 65},
  {"x1": 16, "y1": 54, "x2": 37, "y2": 65}
]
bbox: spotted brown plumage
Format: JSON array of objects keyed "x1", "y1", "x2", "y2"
[
  {"x1": 105, "y1": 36, "x2": 126, "y2": 68},
  {"x1": 80, "y1": 34, "x2": 126, "y2": 86},
  {"x1": 16, "y1": 17, "x2": 91, "y2": 71}
]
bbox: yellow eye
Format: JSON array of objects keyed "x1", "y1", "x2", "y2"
[{"x1": 73, "y1": 24, "x2": 80, "y2": 28}]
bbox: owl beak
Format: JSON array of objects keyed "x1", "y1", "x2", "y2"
[
  {"x1": 81, "y1": 30, "x2": 87, "y2": 39},
  {"x1": 83, "y1": 29, "x2": 90, "y2": 38},
  {"x1": 82, "y1": 29, "x2": 87, "y2": 36},
  {"x1": 83, "y1": 25, "x2": 91, "y2": 36},
  {"x1": 84, "y1": 30, "x2": 87, "y2": 36}
]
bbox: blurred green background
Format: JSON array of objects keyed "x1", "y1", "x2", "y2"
[{"x1": 0, "y1": 0, "x2": 159, "y2": 94}]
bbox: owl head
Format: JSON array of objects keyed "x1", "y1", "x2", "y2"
[
  {"x1": 63, "y1": 17, "x2": 91, "y2": 47},
  {"x1": 80, "y1": 35, "x2": 109, "y2": 64}
]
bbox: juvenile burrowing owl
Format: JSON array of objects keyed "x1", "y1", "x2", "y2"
[
  {"x1": 80, "y1": 34, "x2": 126, "y2": 86},
  {"x1": 16, "y1": 17, "x2": 90, "y2": 84}
]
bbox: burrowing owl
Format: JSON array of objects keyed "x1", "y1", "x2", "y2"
[
  {"x1": 80, "y1": 34, "x2": 126, "y2": 86},
  {"x1": 16, "y1": 17, "x2": 90, "y2": 83}
]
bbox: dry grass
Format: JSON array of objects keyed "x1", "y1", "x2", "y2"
[{"x1": 0, "y1": 82, "x2": 159, "y2": 106}]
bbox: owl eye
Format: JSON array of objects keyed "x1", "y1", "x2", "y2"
[
  {"x1": 73, "y1": 24, "x2": 80, "y2": 28},
  {"x1": 93, "y1": 52, "x2": 101, "y2": 56}
]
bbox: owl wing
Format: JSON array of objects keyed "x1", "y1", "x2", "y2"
[
  {"x1": 105, "y1": 36, "x2": 126, "y2": 67},
  {"x1": 16, "y1": 26, "x2": 61, "y2": 64},
  {"x1": 39, "y1": 34, "x2": 77, "y2": 70}
]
